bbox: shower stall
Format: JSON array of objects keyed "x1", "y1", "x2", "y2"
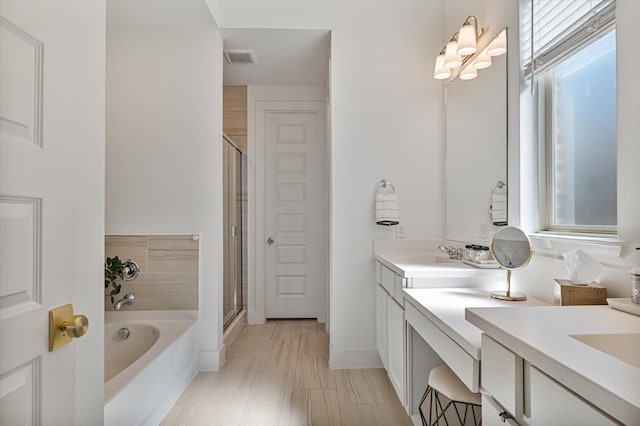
[{"x1": 223, "y1": 134, "x2": 244, "y2": 329}]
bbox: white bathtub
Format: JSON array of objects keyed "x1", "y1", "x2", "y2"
[{"x1": 104, "y1": 311, "x2": 198, "y2": 426}]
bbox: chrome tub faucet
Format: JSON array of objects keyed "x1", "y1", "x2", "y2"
[{"x1": 113, "y1": 294, "x2": 135, "y2": 310}]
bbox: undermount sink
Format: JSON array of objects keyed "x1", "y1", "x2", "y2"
[{"x1": 570, "y1": 333, "x2": 640, "y2": 368}]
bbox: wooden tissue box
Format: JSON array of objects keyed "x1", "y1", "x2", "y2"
[{"x1": 553, "y1": 279, "x2": 607, "y2": 306}]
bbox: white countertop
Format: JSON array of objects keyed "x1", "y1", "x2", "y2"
[
  {"x1": 466, "y1": 305, "x2": 640, "y2": 425},
  {"x1": 375, "y1": 251, "x2": 504, "y2": 279},
  {"x1": 403, "y1": 288, "x2": 547, "y2": 359}
]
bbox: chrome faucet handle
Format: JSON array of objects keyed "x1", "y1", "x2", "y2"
[{"x1": 453, "y1": 247, "x2": 465, "y2": 260}]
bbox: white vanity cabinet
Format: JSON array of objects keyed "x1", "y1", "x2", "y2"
[
  {"x1": 480, "y1": 334, "x2": 619, "y2": 425},
  {"x1": 375, "y1": 262, "x2": 407, "y2": 407}
]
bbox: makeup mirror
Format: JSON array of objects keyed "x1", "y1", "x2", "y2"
[{"x1": 490, "y1": 226, "x2": 532, "y2": 301}]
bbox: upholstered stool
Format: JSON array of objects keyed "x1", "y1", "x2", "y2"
[{"x1": 419, "y1": 364, "x2": 482, "y2": 426}]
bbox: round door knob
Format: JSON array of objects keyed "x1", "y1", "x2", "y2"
[
  {"x1": 61, "y1": 315, "x2": 89, "y2": 338},
  {"x1": 267, "y1": 237, "x2": 274, "y2": 245}
]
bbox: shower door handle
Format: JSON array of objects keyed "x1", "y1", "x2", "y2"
[{"x1": 267, "y1": 237, "x2": 274, "y2": 245}]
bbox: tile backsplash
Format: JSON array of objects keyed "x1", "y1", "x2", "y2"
[{"x1": 105, "y1": 235, "x2": 199, "y2": 311}]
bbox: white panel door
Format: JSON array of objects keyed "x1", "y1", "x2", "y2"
[
  {"x1": 262, "y1": 102, "x2": 326, "y2": 319},
  {"x1": 0, "y1": 2, "x2": 104, "y2": 424}
]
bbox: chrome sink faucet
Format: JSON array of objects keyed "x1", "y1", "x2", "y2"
[
  {"x1": 114, "y1": 293, "x2": 135, "y2": 310},
  {"x1": 439, "y1": 245, "x2": 464, "y2": 260}
]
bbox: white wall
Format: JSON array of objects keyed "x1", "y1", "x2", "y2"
[
  {"x1": 219, "y1": 1, "x2": 444, "y2": 367},
  {"x1": 106, "y1": 1, "x2": 225, "y2": 369}
]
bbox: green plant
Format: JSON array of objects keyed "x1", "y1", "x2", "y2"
[{"x1": 105, "y1": 256, "x2": 123, "y2": 304}]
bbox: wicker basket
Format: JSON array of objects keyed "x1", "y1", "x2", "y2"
[{"x1": 553, "y1": 279, "x2": 608, "y2": 306}]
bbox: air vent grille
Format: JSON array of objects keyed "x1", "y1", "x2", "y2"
[{"x1": 223, "y1": 50, "x2": 257, "y2": 64}]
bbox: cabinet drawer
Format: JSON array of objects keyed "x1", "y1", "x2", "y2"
[
  {"x1": 394, "y1": 274, "x2": 406, "y2": 303},
  {"x1": 481, "y1": 334, "x2": 523, "y2": 419},
  {"x1": 530, "y1": 366, "x2": 618, "y2": 425},
  {"x1": 379, "y1": 263, "x2": 396, "y2": 298},
  {"x1": 405, "y1": 301, "x2": 479, "y2": 392}
]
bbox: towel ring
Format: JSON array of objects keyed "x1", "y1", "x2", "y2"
[
  {"x1": 489, "y1": 180, "x2": 506, "y2": 212},
  {"x1": 377, "y1": 179, "x2": 396, "y2": 192}
]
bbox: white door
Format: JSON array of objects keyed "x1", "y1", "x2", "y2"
[
  {"x1": 261, "y1": 102, "x2": 327, "y2": 319},
  {"x1": 0, "y1": 2, "x2": 105, "y2": 424}
]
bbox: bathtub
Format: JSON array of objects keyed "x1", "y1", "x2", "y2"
[{"x1": 104, "y1": 311, "x2": 198, "y2": 426}]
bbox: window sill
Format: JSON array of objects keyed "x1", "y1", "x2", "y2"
[{"x1": 528, "y1": 232, "x2": 624, "y2": 259}]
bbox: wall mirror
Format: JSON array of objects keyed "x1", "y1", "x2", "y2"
[
  {"x1": 491, "y1": 226, "x2": 532, "y2": 301},
  {"x1": 444, "y1": 28, "x2": 508, "y2": 245}
]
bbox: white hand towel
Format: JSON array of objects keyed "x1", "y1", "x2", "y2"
[
  {"x1": 376, "y1": 191, "x2": 399, "y2": 226},
  {"x1": 491, "y1": 193, "x2": 507, "y2": 225}
]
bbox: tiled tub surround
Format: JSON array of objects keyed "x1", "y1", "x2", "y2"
[{"x1": 105, "y1": 235, "x2": 199, "y2": 311}]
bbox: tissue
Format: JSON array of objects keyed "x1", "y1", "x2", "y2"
[{"x1": 562, "y1": 249, "x2": 603, "y2": 285}]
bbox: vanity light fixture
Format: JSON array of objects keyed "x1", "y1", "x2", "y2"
[
  {"x1": 433, "y1": 21, "x2": 507, "y2": 81},
  {"x1": 434, "y1": 15, "x2": 483, "y2": 79}
]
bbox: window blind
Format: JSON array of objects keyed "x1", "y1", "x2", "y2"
[{"x1": 521, "y1": 0, "x2": 615, "y2": 77}]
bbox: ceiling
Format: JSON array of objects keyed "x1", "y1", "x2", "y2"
[{"x1": 220, "y1": 28, "x2": 330, "y2": 86}]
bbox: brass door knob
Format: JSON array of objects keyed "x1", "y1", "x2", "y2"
[
  {"x1": 60, "y1": 315, "x2": 89, "y2": 338},
  {"x1": 49, "y1": 304, "x2": 90, "y2": 351}
]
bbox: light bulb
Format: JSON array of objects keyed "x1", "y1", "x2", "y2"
[
  {"x1": 459, "y1": 63, "x2": 478, "y2": 80},
  {"x1": 487, "y1": 30, "x2": 507, "y2": 56},
  {"x1": 444, "y1": 40, "x2": 462, "y2": 69},
  {"x1": 474, "y1": 49, "x2": 492, "y2": 69},
  {"x1": 433, "y1": 53, "x2": 451, "y2": 80},
  {"x1": 457, "y1": 23, "x2": 477, "y2": 56}
]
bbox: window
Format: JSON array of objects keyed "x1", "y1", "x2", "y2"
[{"x1": 522, "y1": 0, "x2": 617, "y2": 234}]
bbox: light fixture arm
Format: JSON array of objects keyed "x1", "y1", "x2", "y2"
[{"x1": 462, "y1": 16, "x2": 482, "y2": 38}]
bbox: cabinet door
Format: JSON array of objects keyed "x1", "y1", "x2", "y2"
[
  {"x1": 481, "y1": 334, "x2": 523, "y2": 419},
  {"x1": 482, "y1": 394, "x2": 519, "y2": 426},
  {"x1": 376, "y1": 284, "x2": 388, "y2": 368},
  {"x1": 386, "y1": 296, "x2": 406, "y2": 406},
  {"x1": 530, "y1": 367, "x2": 618, "y2": 425}
]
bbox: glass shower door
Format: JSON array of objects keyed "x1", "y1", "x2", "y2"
[{"x1": 223, "y1": 134, "x2": 243, "y2": 329}]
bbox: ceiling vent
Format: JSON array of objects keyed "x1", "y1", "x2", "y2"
[{"x1": 223, "y1": 50, "x2": 257, "y2": 65}]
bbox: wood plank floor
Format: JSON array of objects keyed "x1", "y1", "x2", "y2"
[{"x1": 162, "y1": 320, "x2": 413, "y2": 426}]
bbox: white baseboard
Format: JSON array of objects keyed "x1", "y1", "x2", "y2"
[
  {"x1": 198, "y1": 345, "x2": 225, "y2": 371},
  {"x1": 329, "y1": 349, "x2": 383, "y2": 369}
]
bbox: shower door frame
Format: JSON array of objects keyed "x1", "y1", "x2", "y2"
[{"x1": 223, "y1": 133, "x2": 244, "y2": 329}]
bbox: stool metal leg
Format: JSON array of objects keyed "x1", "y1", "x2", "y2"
[{"x1": 419, "y1": 383, "x2": 482, "y2": 426}]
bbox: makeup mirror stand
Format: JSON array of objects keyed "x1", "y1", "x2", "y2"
[{"x1": 491, "y1": 270, "x2": 527, "y2": 301}]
